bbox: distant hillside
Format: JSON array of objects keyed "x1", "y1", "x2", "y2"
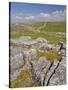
[{"x1": 10, "y1": 21, "x2": 66, "y2": 33}]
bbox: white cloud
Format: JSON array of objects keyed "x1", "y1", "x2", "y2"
[
  {"x1": 40, "y1": 13, "x2": 50, "y2": 17},
  {"x1": 15, "y1": 16, "x2": 22, "y2": 19},
  {"x1": 25, "y1": 16, "x2": 35, "y2": 20},
  {"x1": 11, "y1": 10, "x2": 66, "y2": 23},
  {"x1": 38, "y1": 10, "x2": 66, "y2": 22},
  {"x1": 51, "y1": 10, "x2": 66, "y2": 21},
  {"x1": 52, "y1": 10, "x2": 62, "y2": 14}
]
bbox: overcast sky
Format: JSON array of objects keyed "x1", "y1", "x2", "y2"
[{"x1": 10, "y1": 2, "x2": 66, "y2": 23}]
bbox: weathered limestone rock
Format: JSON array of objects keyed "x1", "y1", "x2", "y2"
[
  {"x1": 10, "y1": 69, "x2": 21, "y2": 81},
  {"x1": 44, "y1": 60, "x2": 59, "y2": 85},
  {"x1": 36, "y1": 37, "x2": 48, "y2": 44},
  {"x1": 10, "y1": 47, "x2": 37, "y2": 81},
  {"x1": 60, "y1": 49, "x2": 66, "y2": 56},
  {"x1": 10, "y1": 53, "x2": 24, "y2": 81},
  {"x1": 23, "y1": 49, "x2": 36, "y2": 61},
  {"x1": 52, "y1": 44, "x2": 61, "y2": 52},
  {"x1": 30, "y1": 57, "x2": 51, "y2": 85},
  {"x1": 10, "y1": 37, "x2": 66, "y2": 86},
  {"x1": 16, "y1": 36, "x2": 32, "y2": 45},
  {"x1": 39, "y1": 61, "x2": 51, "y2": 86},
  {"x1": 10, "y1": 47, "x2": 23, "y2": 57},
  {"x1": 11, "y1": 36, "x2": 32, "y2": 45},
  {"x1": 49, "y1": 57, "x2": 66, "y2": 85},
  {"x1": 10, "y1": 53, "x2": 24, "y2": 73},
  {"x1": 22, "y1": 49, "x2": 37, "y2": 70},
  {"x1": 36, "y1": 37, "x2": 48, "y2": 50},
  {"x1": 60, "y1": 56, "x2": 66, "y2": 67}
]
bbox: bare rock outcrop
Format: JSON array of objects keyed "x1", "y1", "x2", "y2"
[
  {"x1": 49, "y1": 56, "x2": 66, "y2": 85},
  {"x1": 10, "y1": 53, "x2": 24, "y2": 81},
  {"x1": 10, "y1": 37, "x2": 66, "y2": 86},
  {"x1": 10, "y1": 47, "x2": 37, "y2": 81}
]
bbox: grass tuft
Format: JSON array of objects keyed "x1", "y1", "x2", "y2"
[{"x1": 10, "y1": 69, "x2": 40, "y2": 88}]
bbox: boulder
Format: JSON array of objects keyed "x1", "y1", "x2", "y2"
[{"x1": 36, "y1": 37, "x2": 48, "y2": 44}]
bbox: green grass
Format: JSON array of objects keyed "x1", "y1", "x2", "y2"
[
  {"x1": 11, "y1": 69, "x2": 40, "y2": 88},
  {"x1": 11, "y1": 29, "x2": 65, "y2": 44},
  {"x1": 40, "y1": 22, "x2": 66, "y2": 32},
  {"x1": 31, "y1": 22, "x2": 45, "y2": 30},
  {"x1": 10, "y1": 21, "x2": 66, "y2": 44},
  {"x1": 36, "y1": 50, "x2": 60, "y2": 62}
]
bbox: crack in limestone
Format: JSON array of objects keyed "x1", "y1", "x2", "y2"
[
  {"x1": 43, "y1": 62, "x2": 53, "y2": 86},
  {"x1": 29, "y1": 57, "x2": 62, "y2": 86},
  {"x1": 45, "y1": 57, "x2": 62, "y2": 86}
]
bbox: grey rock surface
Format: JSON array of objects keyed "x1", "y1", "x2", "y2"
[
  {"x1": 10, "y1": 53, "x2": 24, "y2": 81},
  {"x1": 10, "y1": 37, "x2": 66, "y2": 86},
  {"x1": 49, "y1": 56, "x2": 66, "y2": 85}
]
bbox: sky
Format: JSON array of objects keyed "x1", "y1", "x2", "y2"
[{"x1": 10, "y1": 2, "x2": 66, "y2": 23}]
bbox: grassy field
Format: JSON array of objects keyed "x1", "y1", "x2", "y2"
[
  {"x1": 11, "y1": 21, "x2": 66, "y2": 32},
  {"x1": 40, "y1": 22, "x2": 66, "y2": 32},
  {"x1": 10, "y1": 21, "x2": 66, "y2": 44},
  {"x1": 10, "y1": 31, "x2": 65, "y2": 44}
]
